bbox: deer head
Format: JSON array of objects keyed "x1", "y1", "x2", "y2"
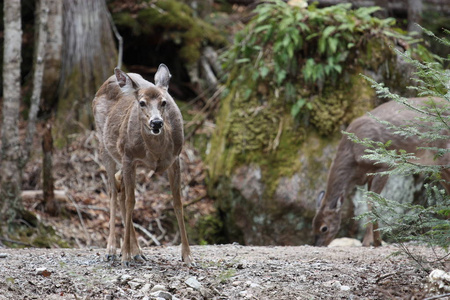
[
  {"x1": 114, "y1": 64, "x2": 172, "y2": 136},
  {"x1": 312, "y1": 191, "x2": 344, "y2": 246}
]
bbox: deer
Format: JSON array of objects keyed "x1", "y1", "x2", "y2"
[
  {"x1": 92, "y1": 64, "x2": 193, "y2": 266},
  {"x1": 312, "y1": 97, "x2": 450, "y2": 247}
]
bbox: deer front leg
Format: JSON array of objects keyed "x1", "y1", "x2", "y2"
[
  {"x1": 362, "y1": 175, "x2": 386, "y2": 247},
  {"x1": 168, "y1": 157, "x2": 193, "y2": 265},
  {"x1": 118, "y1": 177, "x2": 146, "y2": 263},
  {"x1": 104, "y1": 157, "x2": 118, "y2": 262},
  {"x1": 120, "y1": 159, "x2": 142, "y2": 266}
]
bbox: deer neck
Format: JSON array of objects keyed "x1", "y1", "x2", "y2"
[{"x1": 325, "y1": 145, "x2": 359, "y2": 204}]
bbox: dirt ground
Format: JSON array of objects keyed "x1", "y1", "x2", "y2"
[
  {"x1": 0, "y1": 243, "x2": 448, "y2": 300},
  {"x1": 4, "y1": 132, "x2": 448, "y2": 300}
]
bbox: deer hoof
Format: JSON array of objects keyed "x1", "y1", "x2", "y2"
[
  {"x1": 104, "y1": 254, "x2": 117, "y2": 262},
  {"x1": 182, "y1": 254, "x2": 195, "y2": 267},
  {"x1": 134, "y1": 254, "x2": 147, "y2": 262},
  {"x1": 122, "y1": 260, "x2": 132, "y2": 268}
]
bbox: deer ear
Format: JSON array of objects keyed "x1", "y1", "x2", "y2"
[
  {"x1": 329, "y1": 194, "x2": 344, "y2": 212},
  {"x1": 115, "y1": 68, "x2": 136, "y2": 94},
  {"x1": 155, "y1": 63, "x2": 171, "y2": 90},
  {"x1": 316, "y1": 191, "x2": 325, "y2": 208}
]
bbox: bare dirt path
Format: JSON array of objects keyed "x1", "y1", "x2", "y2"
[{"x1": 0, "y1": 244, "x2": 445, "y2": 299}]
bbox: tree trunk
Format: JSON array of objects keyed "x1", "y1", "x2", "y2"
[
  {"x1": 55, "y1": 0, "x2": 117, "y2": 143},
  {"x1": 374, "y1": 0, "x2": 390, "y2": 18},
  {"x1": 42, "y1": 123, "x2": 58, "y2": 216},
  {"x1": 407, "y1": 0, "x2": 423, "y2": 35},
  {"x1": 40, "y1": 0, "x2": 63, "y2": 117},
  {"x1": 1, "y1": 0, "x2": 23, "y2": 227},
  {"x1": 24, "y1": 0, "x2": 49, "y2": 163}
]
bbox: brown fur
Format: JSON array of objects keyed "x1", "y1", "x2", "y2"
[
  {"x1": 312, "y1": 98, "x2": 450, "y2": 247},
  {"x1": 92, "y1": 65, "x2": 193, "y2": 265}
]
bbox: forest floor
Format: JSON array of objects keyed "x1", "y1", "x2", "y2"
[
  {"x1": 0, "y1": 243, "x2": 448, "y2": 299},
  {"x1": 2, "y1": 131, "x2": 449, "y2": 299}
]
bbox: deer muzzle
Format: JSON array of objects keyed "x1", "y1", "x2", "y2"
[{"x1": 149, "y1": 118, "x2": 164, "y2": 135}]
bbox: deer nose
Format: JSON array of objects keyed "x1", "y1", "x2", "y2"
[{"x1": 150, "y1": 119, "x2": 163, "y2": 129}]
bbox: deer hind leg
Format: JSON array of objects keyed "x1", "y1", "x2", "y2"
[
  {"x1": 115, "y1": 170, "x2": 122, "y2": 193},
  {"x1": 104, "y1": 155, "x2": 119, "y2": 262},
  {"x1": 168, "y1": 157, "x2": 193, "y2": 266},
  {"x1": 362, "y1": 175, "x2": 388, "y2": 247}
]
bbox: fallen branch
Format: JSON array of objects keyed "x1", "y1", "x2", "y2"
[
  {"x1": 0, "y1": 236, "x2": 33, "y2": 247},
  {"x1": 133, "y1": 222, "x2": 161, "y2": 246},
  {"x1": 183, "y1": 194, "x2": 207, "y2": 208},
  {"x1": 67, "y1": 193, "x2": 92, "y2": 247},
  {"x1": 22, "y1": 190, "x2": 68, "y2": 201},
  {"x1": 424, "y1": 294, "x2": 450, "y2": 300},
  {"x1": 64, "y1": 203, "x2": 108, "y2": 212}
]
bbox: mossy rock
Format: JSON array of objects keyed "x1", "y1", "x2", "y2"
[
  {"x1": 113, "y1": 0, "x2": 226, "y2": 64},
  {"x1": 205, "y1": 37, "x2": 421, "y2": 245}
]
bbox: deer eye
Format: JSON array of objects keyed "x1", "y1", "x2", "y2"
[
  {"x1": 139, "y1": 100, "x2": 146, "y2": 107},
  {"x1": 161, "y1": 99, "x2": 167, "y2": 107},
  {"x1": 320, "y1": 226, "x2": 328, "y2": 233}
]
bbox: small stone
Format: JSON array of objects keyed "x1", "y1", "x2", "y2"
[
  {"x1": 141, "y1": 283, "x2": 152, "y2": 293},
  {"x1": 36, "y1": 267, "x2": 51, "y2": 277},
  {"x1": 323, "y1": 280, "x2": 341, "y2": 288},
  {"x1": 128, "y1": 278, "x2": 145, "y2": 289},
  {"x1": 0, "y1": 253, "x2": 7, "y2": 258},
  {"x1": 245, "y1": 281, "x2": 260, "y2": 288},
  {"x1": 150, "y1": 291, "x2": 171, "y2": 299},
  {"x1": 36, "y1": 267, "x2": 47, "y2": 275},
  {"x1": 185, "y1": 277, "x2": 202, "y2": 290},
  {"x1": 118, "y1": 274, "x2": 132, "y2": 285},
  {"x1": 232, "y1": 281, "x2": 242, "y2": 286},
  {"x1": 239, "y1": 291, "x2": 247, "y2": 297},
  {"x1": 328, "y1": 238, "x2": 362, "y2": 247},
  {"x1": 156, "y1": 291, "x2": 173, "y2": 300},
  {"x1": 150, "y1": 284, "x2": 167, "y2": 292},
  {"x1": 340, "y1": 285, "x2": 351, "y2": 291},
  {"x1": 200, "y1": 287, "x2": 213, "y2": 298}
]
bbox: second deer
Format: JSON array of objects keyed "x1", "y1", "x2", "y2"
[
  {"x1": 312, "y1": 97, "x2": 450, "y2": 247},
  {"x1": 92, "y1": 64, "x2": 193, "y2": 266}
]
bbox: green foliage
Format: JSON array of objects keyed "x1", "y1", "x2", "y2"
[
  {"x1": 222, "y1": 0, "x2": 397, "y2": 118},
  {"x1": 351, "y1": 31, "x2": 449, "y2": 268}
]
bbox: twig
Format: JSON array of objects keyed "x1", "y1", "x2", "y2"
[
  {"x1": 155, "y1": 218, "x2": 167, "y2": 241},
  {"x1": 183, "y1": 194, "x2": 206, "y2": 208},
  {"x1": 133, "y1": 222, "x2": 161, "y2": 246},
  {"x1": 171, "y1": 230, "x2": 180, "y2": 245},
  {"x1": 376, "y1": 272, "x2": 398, "y2": 283},
  {"x1": 65, "y1": 203, "x2": 108, "y2": 212},
  {"x1": 67, "y1": 192, "x2": 92, "y2": 247},
  {"x1": 185, "y1": 86, "x2": 224, "y2": 140},
  {"x1": 424, "y1": 294, "x2": 450, "y2": 300},
  {"x1": 0, "y1": 236, "x2": 33, "y2": 247}
]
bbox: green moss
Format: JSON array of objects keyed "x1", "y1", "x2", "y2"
[
  {"x1": 362, "y1": 36, "x2": 394, "y2": 71},
  {"x1": 5, "y1": 216, "x2": 72, "y2": 249},
  {"x1": 192, "y1": 214, "x2": 226, "y2": 245},
  {"x1": 115, "y1": 0, "x2": 227, "y2": 64},
  {"x1": 310, "y1": 71, "x2": 375, "y2": 135}
]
